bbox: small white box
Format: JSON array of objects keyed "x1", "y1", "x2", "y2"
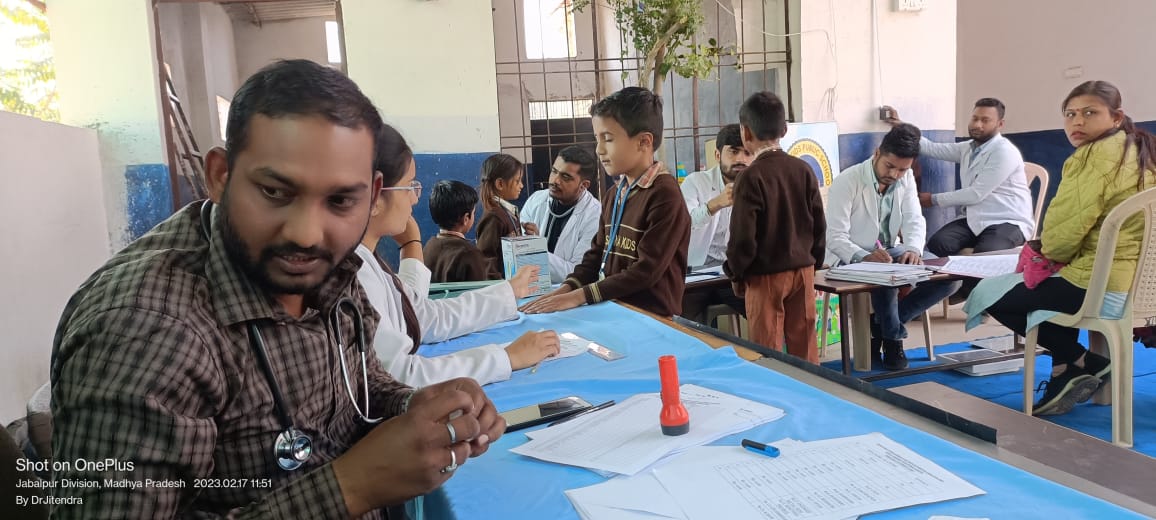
[
  {"x1": 939, "y1": 348, "x2": 1023, "y2": 377},
  {"x1": 501, "y1": 235, "x2": 552, "y2": 296}
]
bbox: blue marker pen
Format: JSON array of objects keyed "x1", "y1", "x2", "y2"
[{"x1": 741, "y1": 439, "x2": 780, "y2": 458}]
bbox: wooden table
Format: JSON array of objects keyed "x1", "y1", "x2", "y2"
[{"x1": 815, "y1": 260, "x2": 961, "y2": 375}]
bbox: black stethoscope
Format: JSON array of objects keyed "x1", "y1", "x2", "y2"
[{"x1": 198, "y1": 201, "x2": 382, "y2": 471}]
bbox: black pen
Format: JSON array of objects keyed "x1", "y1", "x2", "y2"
[{"x1": 547, "y1": 400, "x2": 616, "y2": 427}]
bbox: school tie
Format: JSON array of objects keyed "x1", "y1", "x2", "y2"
[{"x1": 373, "y1": 252, "x2": 423, "y2": 354}]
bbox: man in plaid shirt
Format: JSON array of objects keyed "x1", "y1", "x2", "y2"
[{"x1": 49, "y1": 60, "x2": 504, "y2": 519}]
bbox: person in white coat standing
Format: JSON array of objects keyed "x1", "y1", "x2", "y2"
[
  {"x1": 680, "y1": 124, "x2": 751, "y2": 323},
  {"x1": 826, "y1": 124, "x2": 960, "y2": 370},
  {"x1": 884, "y1": 99, "x2": 1034, "y2": 302},
  {"x1": 520, "y1": 145, "x2": 602, "y2": 283},
  {"x1": 356, "y1": 125, "x2": 560, "y2": 387}
]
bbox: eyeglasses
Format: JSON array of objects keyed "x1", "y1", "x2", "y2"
[{"x1": 382, "y1": 180, "x2": 422, "y2": 199}]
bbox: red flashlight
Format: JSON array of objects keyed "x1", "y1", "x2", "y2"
[{"x1": 658, "y1": 355, "x2": 689, "y2": 436}]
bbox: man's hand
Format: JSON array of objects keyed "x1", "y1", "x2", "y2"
[
  {"x1": 896, "y1": 251, "x2": 922, "y2": 265},
  {"x1": 332, "y1": 384, "x2": 482, "y2": 516},
  {"x1": 508, "y1": 266, "x2": 541, "y2": 298},
  {"x1": 731, "y1": 280, "x2": 746, "y2": 298},
  {"x1": 520, "y1": 288, "x2": 586, "y2": 314},
  {"x1": 881, "y1": 105, "x2": 902, "y2": 126},
  {"x1": 522, "y1": 222, "x2": 539, "y2": 235},
  {"x1": 408, "y1": 378, "x2": 504, "y2": 457},
  {"x1": 504, "y1": 330, "x2": 561, "y2": 370},
  {"x1": 918, "y1": 192, "x2": 934, "y2": 208},
  {"x1": 863, "y1": 249, "x2": 893, "y2": 263},
  {"x1": 706, "y1": 184, "x2": 734, "y2": 215}
]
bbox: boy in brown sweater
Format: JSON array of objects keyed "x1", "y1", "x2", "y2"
[
  {"x1": 522, "y1": 87, "x2": 691, "y2": 317},
  {"x1": 725, "y1": 92, "x2": 826, "y2": 362},
  {"x1": 424, "y1": 180, "x2": 502, "y2": 282}
]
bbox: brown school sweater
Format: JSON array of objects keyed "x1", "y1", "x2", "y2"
[
  {"x1": 476, "y1": 204, "x2": 520, "y2": 276},
  {"x1": 565, "y1": 163, "x2": 691, "y2": 317},
  {"x1": 424, "y1": 234, "x2": 502, "y2": 283},
  {"x1": 724, "y1": 149, "x2": 826, "y2": 281}
]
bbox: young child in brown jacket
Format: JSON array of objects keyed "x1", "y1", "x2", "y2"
[
  {"x1": 725, "y1": 92, "x2": 827, "y2": 363},
  {"x1": 522, "y1": 87, "x2": 691, "y2": 317}
]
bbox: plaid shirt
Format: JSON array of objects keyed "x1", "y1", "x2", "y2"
[{"x1": 50, "y1": 202, "x2": 412, "y2": 519}]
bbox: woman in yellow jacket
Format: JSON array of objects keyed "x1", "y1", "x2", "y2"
[{"x1": 986, "y1": 81, "x2": 1155, "y2": 416}]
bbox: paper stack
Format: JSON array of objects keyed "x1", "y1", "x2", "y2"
[
  {"x1": 566, "y1": 433, "x2": 986, "y2": 520},
  {"x1": 510, "y1": 384, "x2": 785, "y2": 476},
  {"x1": 825, "y1": 262, "x2": 932, "y2": 286},
  {"x1": 933, "y1": 254, "x2": 1019, "y2": 278}
]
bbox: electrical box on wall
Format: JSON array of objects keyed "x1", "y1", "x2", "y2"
[{"x1": 894, "y1": 0, "x2": 926, "y2": 12}]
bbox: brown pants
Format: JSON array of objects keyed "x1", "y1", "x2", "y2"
[{"x1": 745, "y1": 267, "x2": 818, "y2": 363}]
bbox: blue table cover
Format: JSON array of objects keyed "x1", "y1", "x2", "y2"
[{"x1": 418, "y1": 303, "x2": 1145, "y2": 519}]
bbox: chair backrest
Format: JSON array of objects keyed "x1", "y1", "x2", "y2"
[
  {"x1": 1024, "y1": 162, "x2": 1049, "y2": 238},
  {"x1": 1078, "y1": 187, "x2": 1156, "y2": 324}
]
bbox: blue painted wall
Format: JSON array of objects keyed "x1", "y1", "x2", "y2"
[
  {"x1": 836, "y1": 129, "x2": 959, "y2": 234},
  {"x1": 125, "y1": 164, "x2": 174, "y2": 240}
]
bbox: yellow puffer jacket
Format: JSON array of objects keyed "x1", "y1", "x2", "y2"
[{"x1": 1041, "y1": 131, "x2": 1151, "y2": 292}]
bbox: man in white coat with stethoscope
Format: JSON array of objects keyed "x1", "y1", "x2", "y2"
[
  {"x1": 680, "y1": 124, "x2": 752, "y2": 323},
  {"x1": 520, "y1": 146, "x2": 602, "y2": 283},
  {"x1": 826, "y1": 123, "x2": 960, "y2": 370}
]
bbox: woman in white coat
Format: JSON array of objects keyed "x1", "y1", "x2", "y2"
[{"x1": 356, "y1": 125, "x2": 560, "y2": 387}]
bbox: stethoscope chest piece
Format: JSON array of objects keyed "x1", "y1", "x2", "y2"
[{"x1": 274, "y1": 427, "x2": 313, "y2": 471}]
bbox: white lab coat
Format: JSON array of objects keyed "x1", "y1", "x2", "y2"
[
  {"x1": 920, "y1": 134, "x2": 1035, "y2": 239},
  {"x1": 680, "y1": 166, "x2": 731, "y2": 268},
  {"x1": 824, "y1": 158, "x2": 926, "y2": 266},
  {"x1": 521, "y1": 189, "x2": 602, "y2": 283},
  {"x1": 354, "y1": 245, "x2": 518, "y2": 387}
]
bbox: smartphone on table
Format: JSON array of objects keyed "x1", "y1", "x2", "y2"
[{"x1": 499, "y1": 396, "x2": 593, "y2": 432}]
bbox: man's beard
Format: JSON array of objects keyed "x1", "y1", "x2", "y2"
[
  {"x1": 969, "y1": 128, "x2": 996, "y2": 143},
  {"x1": 219, "y1": 188, "x2": 359, "y2": 296},
  {"x1": 722, "y1": 163, "x2": 746, "y2": 182}
]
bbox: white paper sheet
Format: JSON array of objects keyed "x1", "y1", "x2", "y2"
[
  {"x1": 499, "y1": 331, "x2": 594, "y2": 364},
  {"x1": 565, "y1": 474, "x2": 689, "y2": 520},
  {"x1": 652, "y1": 434, "x2": 984, "y2": 520},
  {"x1": 512, "y1": 384, "x2": 785, "y2": 476},
  {"x1": 936, "y1": 255, "x2": 1019, "y2": 278}
]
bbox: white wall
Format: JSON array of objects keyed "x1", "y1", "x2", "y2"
[
  {"x1": 344, "y1": 0, "x2": 500, "y2": 154},
  {"x1": 799, "y1": 0, "x2": 956, "y2": 133},
  {"x1": 958, "y1": 0, "x2": 1156, "y2": 135},
  {"x1": 49, "y1": 0, "x2": 167, "y2": 248},
  {"x1": 199, "y1": 4, "x2": 239, "y2": 149},
  {"x1": 233, "y1": 16, "x2": 333, "y2": 83},
  {"x1": 0, "y1": 112, "x2": 110, "y2": 424}
]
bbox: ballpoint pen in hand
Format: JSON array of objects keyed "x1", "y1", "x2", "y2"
[{"x1": 547, "y1": 400, "x2": 615, "y2": 427}]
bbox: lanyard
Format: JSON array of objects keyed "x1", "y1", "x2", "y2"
[{"x1": 600, "y1": 176, "x2": 642, "y2": 276}]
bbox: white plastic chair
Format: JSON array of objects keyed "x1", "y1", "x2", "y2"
[{"x1": 1021, "y1": 187, "x2": 1156, "y2": 447}]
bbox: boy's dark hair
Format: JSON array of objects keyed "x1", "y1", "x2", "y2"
[
  {"x1": 715, "y1": 124, "x2": 743, "y2": 151},
  {"x1": 557, "y1": 145, "x2": 598, "y2": 182},
  {"x1": 879, "y1": 123, "x2": 922, "y2": 159},
  {"x1": 226, "y1": 59, "x2": 383, "y2": 173},
  {"x1": 975, "y1": 97, "x2": 1006, "y2": 120},
  {"x1": 589, "y1": 87, "x2": 664, "y2": 149},
  {"x1": 429, "y1": 180, "x2": 479, "y2": 230},
  {"x1": 738, "y1": 91, "x2": 787, "y2": 141}
]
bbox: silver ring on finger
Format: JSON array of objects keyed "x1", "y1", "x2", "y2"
[
  {"x1": 441, "y1": 447, "x2": 458, "y2": 474},
  {"x1": 446, "y1": 422, "x2": 457, "y2": 444}
]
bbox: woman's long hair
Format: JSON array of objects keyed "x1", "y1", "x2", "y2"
[
  {"x1": 1063, "y1": 80, "x2": 1156, "y2": 190},
  {"x1": 479, "y1": 153, "x2": 523, "y2": 214}
]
